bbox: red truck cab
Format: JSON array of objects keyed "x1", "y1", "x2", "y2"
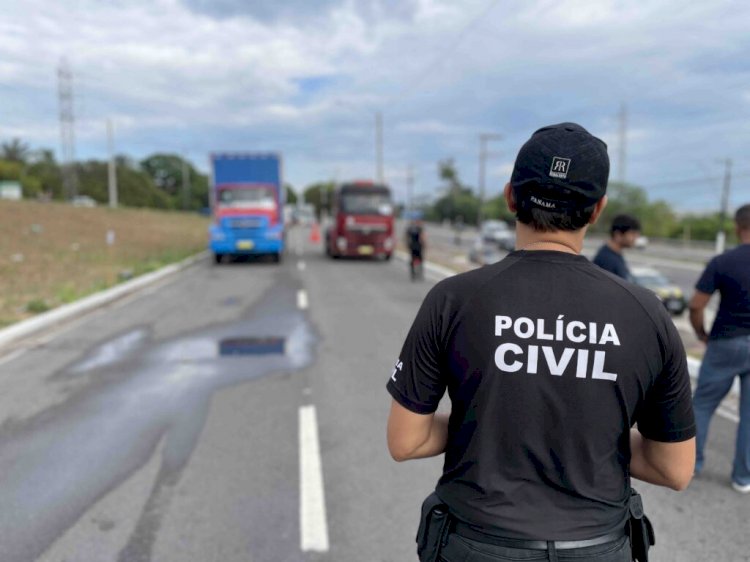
[{"x1": 325, "y1": 181, "x2": 394, "y2": 260}]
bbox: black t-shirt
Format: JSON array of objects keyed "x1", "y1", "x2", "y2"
[
  {"x1": 406, "y1": 225, "x2": 423, "y2": 252},
  {"x1": 387, "y1": 250, "x2": 695, "y2": 541},
  {"x1": 592, "y1": 244, "x2": 630, "y2": 280},
  {"x1": 695, "y1": 244, "x2": 750, "y2": 340}
]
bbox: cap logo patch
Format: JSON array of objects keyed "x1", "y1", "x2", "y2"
[
  {"x1": 530, "y1": 195, "x2": 556, "y2": 209},
  {"x1": 549, "y1": 157, "x2": 571, "y2": 179}
]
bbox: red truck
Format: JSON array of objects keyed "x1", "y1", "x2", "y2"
[{"x1": 325, "y1": 181, "x2": 394, "y2": 260}]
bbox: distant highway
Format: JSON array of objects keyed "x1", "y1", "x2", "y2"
[{"x1": 0, "y1": 226, "x2": 743, "y2": 561}]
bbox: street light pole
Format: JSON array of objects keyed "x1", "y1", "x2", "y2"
[
  {"x1": 106, "y1": 119, "x2": 118, "y2": 208},
  {"x1": 375, "y1": 110, "x2": 384, "y2": 184},
  {"x1": 478, "y1": 133, "x2": 503, "y2": 225},
  {"x1": 716, "y1": 158, "x2": 732, "y2": 254}
]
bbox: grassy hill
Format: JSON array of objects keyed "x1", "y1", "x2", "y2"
[{"x1": 0, "y1": 200, "x2": 209, "y2": 327}]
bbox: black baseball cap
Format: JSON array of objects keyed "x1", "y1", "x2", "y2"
[{"x1": 510, "y1": 122, "x2": 609, "y2": 211}]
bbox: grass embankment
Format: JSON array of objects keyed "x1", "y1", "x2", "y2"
[{"x1": 0, "y1": 200, "x2": 209, "y2": 327}]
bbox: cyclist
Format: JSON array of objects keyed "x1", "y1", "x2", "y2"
[{"x1": 406, "y1": 217, "x2": 425, "y2": 280}]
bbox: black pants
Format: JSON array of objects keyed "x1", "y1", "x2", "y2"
[
  {"x1": 438, "y1": 533, "x2": 631, "y2": 562},
  {"x1": 410, "y1": 249, "x2": 423, "y2": 278}
]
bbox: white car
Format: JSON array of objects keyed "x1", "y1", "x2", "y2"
[
  {"x1": 480, "y1": 220, "x2": 515, "y2": 251},
  {"x1": 71, "y1": 195, "x2": 97, "y2": 208}
]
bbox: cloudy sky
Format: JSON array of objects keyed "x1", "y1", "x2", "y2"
[{"x1": 1, "y1": 0, "x2": 749, "y2": 210}]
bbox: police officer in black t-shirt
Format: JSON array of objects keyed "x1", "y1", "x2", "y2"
[
  {"x1": 386, "y1": 123, "x2": 696, "y2": 562},
  {"x1": 592, "y1": 215, "x2": 642, "y2": 280}
]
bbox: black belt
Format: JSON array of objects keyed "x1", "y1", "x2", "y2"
[{"x1": 453, "y1": 521, "x2": 627, "y2": 551}]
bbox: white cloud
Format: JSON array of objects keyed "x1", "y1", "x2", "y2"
[{"x1": 0, "y1": 0, "x2": 748, "y2": 209}]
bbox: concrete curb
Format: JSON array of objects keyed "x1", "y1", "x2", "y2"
[{"x1": 0, "y1": 251, "x2": 208, "y2": 351}]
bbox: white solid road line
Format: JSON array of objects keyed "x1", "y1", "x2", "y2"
[
  {"x1": 299, "y1": 405, "x2": 330, "y2": 552},
  {"x1": 297, "y1": 290, "x2": 309, "y2": 310}
]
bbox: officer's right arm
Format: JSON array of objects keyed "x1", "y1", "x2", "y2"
[
  {"x1": 387, "y1": 400, "x2": 448, "y2": 461},
  {"x1": 629, "y1": 431, "x2": 695, "y2": 491}
]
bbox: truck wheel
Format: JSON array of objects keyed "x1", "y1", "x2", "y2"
[
  {"x1": 272, "y1": 252, "x2": 282, "y2": 263},
  {"x1": 213, "y1": 253, "x2": 223, "y2": 264},
  {"x1": 384, "y1": 253, "x2": 392, "y2": 261}
]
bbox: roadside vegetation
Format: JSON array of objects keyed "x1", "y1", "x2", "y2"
[{"x1": 0, "y1": 200, "x2": 208, "y2": 327}]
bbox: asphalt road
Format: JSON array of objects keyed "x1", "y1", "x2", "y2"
[{"x1": 0, "y1": 226, "x2": 745, "y2": 561}]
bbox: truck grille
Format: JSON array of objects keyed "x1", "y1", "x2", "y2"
[{"x1": 228, "y1": 218, "x2": 264, "y2": 229}]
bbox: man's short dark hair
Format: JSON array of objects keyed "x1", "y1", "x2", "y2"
[
  {"x1": 735, "y1": 204, "x2": 750, "y2": 230},
  {"x1": 514, "y1": 186, "x2": 599, "y2": 232},
  {"x1": 610, "y1": 214, "x2": 641, "y2": 236}
]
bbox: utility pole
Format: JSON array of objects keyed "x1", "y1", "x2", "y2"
[
  {"x1": 107, "y1": 119, "x2": 118, "y2": 208},
  {"x1": 58, "y1": 58, "x2": 78, "y2": 199},
  {"x1": 716, "y1": 158, "x2": 732, "y2": 254},
  {"x1": 375, "y1": 110, "x2": 384, "y2": 184},
  {"x1": 406, "y1": 164, "x2": 414, "y2": 214},
  {"x1": 181, "y1": 153, "x2": 191, "y2": 211},
  {"x1": 478, "y1": 133, "x2": 503, "y2": 225},
  {"x1": 618, "y1": 102, "x2": 627, "y2": 184}
]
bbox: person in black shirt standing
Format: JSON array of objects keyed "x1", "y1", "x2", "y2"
[
  {"x1": 689, "y1": 203, "x2": 750, "y2": 493},
  {"x1": 592, "y1": 214, "x2": 641, "y2": 280},
  {"x1": 386, "y1": 123, "x2": 695, "y2": 562}
]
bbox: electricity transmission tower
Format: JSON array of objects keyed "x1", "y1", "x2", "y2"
[{"x1": 58, "y1": 59, "x2": 78, "y2": 200}]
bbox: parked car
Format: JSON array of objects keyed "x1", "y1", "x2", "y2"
[
  {"x1": 630, "y1": 266, "x2": 687, "y2": 315},
  {"x1": 468, "y1": 236, "x2": 504, "y2": 266},
  {"x1": 634, "y1": 235, "x2": 649, "y2": 250},
  {"x1": 480, "y1": 220, "x2": 515, "y2": 251},
  {"x1": 71, "y1": 195, "x2": 97, "y2": 208}
]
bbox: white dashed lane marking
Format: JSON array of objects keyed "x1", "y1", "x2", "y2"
[
  {"x1": 299, "y1": 405, "x2": 329, "y2": 552},
  {"x1": 297, "y1": 290, "x2": 308, "y2": 310}
]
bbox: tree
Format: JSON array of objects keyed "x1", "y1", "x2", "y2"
[
  {"x1": 593, "y1": 182, "x2": 677, "y2": 238},
  {"x1": 428, "y1": 159, "x2": 481, "y2": 224},
  {"x1": 303, "y1": 181, "x2": 336, "y2": 217},
  {"x1": 1, "y1": 138, "x2": 30, "y2": 163},
  {"x1": 140, "y1": 153, "x2": 209, "y2": 211},
  {"x1": 26, "y1": 150, "x2": 63, "y2": 199},
  {"x1": 285, "y1": 184, "x2": 298, "y2": 205},
  {"x1": 76, "y1": 159, "x2": 173, "y2": 209}
]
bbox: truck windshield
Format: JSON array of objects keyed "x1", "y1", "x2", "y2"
[
  {"x1": 218, "y1": 187, "x2": 275, "y2": 209},
  {"x1": 341, "y1": 193, "x2": 392, "y2": 215}
]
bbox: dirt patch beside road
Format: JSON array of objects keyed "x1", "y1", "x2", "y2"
[{"x1": 0, "y1": 200, "x2": 208, "y2": 327}]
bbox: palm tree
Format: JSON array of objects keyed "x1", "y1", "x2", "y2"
[{"x1": 1, "y1": 138, "x2": 30, "y2": 163}]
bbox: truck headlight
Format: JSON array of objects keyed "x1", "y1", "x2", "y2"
[
  {"x1": 266, "y1": 231, "x2": 283, "y2": 240},
  {"x1": 337, "y1": 237, "x2": 347, "y2": 251},
  {"x1": 383, "y1": 237, "x2": 394, "y2": 250},
  {"x1": 211, "y1": 230, "x2": 226, "y2": 241}
]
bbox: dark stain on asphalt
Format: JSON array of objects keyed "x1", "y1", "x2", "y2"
[{"x1": 0, "y1": 275, "x2": 317, "y2": 562}]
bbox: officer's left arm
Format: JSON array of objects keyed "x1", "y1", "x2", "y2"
[{"x1": 387, "y1": 400, "x2": 449, "y2": 461}]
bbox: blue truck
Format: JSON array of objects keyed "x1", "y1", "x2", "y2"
[{"x1": 209, "y1": 153, "x2": 285, "y2": 263}]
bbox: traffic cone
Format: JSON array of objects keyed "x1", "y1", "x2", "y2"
[{"x1": 309, "y1": 222, "x2": 321, "y2": 243}]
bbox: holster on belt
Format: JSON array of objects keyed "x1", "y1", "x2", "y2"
[
  {"x1": 416, "y1": 492, "x2": 452, "y2": 562},
  {"x1": 628, "y1": 488, "x2": 655, "y2": 562}
]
